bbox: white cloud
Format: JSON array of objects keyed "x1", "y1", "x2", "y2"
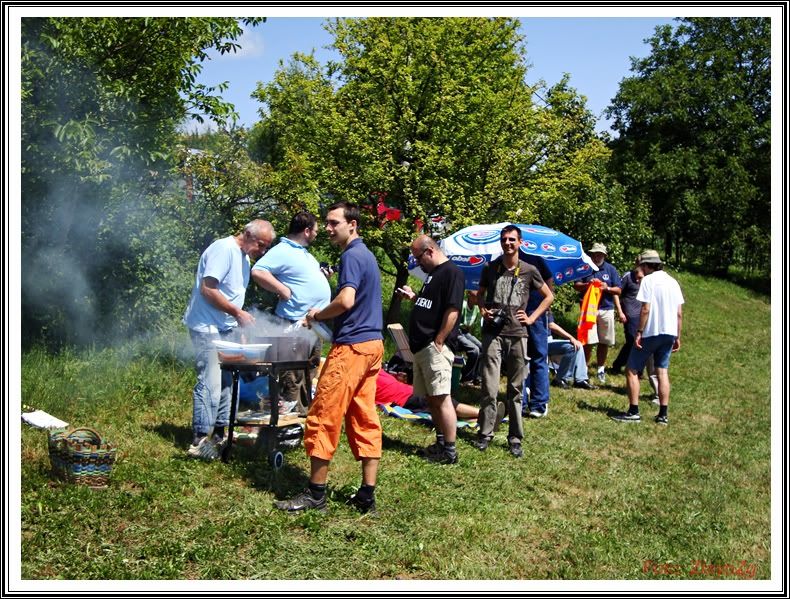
[{"x1": 225, "y1": 26, "x2": 265, "y2": 59}]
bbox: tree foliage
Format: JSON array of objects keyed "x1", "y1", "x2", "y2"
[
  {"x1": 606, "y1": 17, "x2": 771, "y2": 274},
  {"x1": 253, "y1": 17, "x2": 640, "y2": 322},
  {"x1": 21, "y1": 17, "x2": 264, "y2": 348}
]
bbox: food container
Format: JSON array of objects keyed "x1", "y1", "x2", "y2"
[
  {"x1": 212, "y1": 340, "x2": 272, "y2": 363},
  {"x1": 251, "y1": 336, "x2": 313, "y2": 362}
]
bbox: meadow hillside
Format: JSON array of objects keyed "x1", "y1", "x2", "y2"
[{"x1": 19, "y1": 270, "x2": 772, "y2": 582}]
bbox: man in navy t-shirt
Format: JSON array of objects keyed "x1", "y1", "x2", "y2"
[
  {"x1": 573, "y1": 242, "x2": 622, "y2": 384},
  {"x1": 274, "y1": 202, "x2": 384, "y2": 515}
]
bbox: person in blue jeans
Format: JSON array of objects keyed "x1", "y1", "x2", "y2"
[
  {"x1": 183, "y1": 219, "x2": 276, "y2": 460},
  {"x1": 546, "y1": 312, "x2": 597, "y2": 390},
  {"x1": 523, "y1": 255, "x2": 554, "y2": 418},
  {"x1": 457, "y1": 289, "x2": 483, "y2": 385}
]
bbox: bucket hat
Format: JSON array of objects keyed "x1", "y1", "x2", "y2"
[{"x1": 639, "y1": 249, "x2": 662, "y2": 265}]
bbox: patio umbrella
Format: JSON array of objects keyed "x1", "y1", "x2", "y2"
[{"x1": 408, "y1": 222, "x2": 598, "y2": 289}]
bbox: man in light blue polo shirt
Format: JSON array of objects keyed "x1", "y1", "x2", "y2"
[{"x1": 252, "y1": 211, "x2": 331, "y2": 412}]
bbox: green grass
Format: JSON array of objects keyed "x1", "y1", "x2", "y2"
[{"x1": 19, "y1": 270, "x2": 771, "y2": 580}]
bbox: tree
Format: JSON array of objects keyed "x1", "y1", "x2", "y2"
[
  {"x1": 606, "y1": 17, "x2": 771, "y2": 274},
  {"x1": 21, "y1": 17, "x2": 265, "y2": 347},
  {"x1": 254, "y1": 17, "x2": 632, "y2": 323},
  {"x1": 524, "y1": 77, "x2": 650, "y2": 265}
]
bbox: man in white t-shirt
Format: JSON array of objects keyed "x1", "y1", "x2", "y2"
[
  {"x1": 611, "y1": 250, "x2": 684, "y2": 425},
  {"x1": 183, "y1": 220, "x2": 276, "y2": 459}
]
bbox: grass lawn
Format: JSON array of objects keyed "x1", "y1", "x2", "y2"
[{"x1": 17, "y1": 270, "x2": 772, "y2": 583}]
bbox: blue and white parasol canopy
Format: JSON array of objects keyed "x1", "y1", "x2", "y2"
[{"x1": 408, "y1": 222, "x2": 598, "y2": 289}]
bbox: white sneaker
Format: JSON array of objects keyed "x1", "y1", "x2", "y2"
[
  {"x1": 597, "y1": 369, "x2": 606, "y2": 384},
  {"x1": 187, "y1": 436, "x2": 220, "y2": 460},
  {"x1": 279, "y1": 400, "x2": 298, "y2": 414},
  {"x1": 651, "y1": 396, "x2": 660, "y2": 405},
  {"x1": 528, "y1": 405, "x2": 549, "y2": 418},
  {"x1": 260, "y1": 399, "x2": 299, "y2": 415}
]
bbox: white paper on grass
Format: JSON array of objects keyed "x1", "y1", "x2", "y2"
[{"x1": 22, "y1": 410, "x2": 69, "y2": 429}]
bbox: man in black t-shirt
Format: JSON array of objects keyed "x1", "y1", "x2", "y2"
[
  {"x1": 473, "y1": 225, "x2": 554, "y2": 457},
  {"x1": 397, "y1": 235, "x2": 465, "y2": 465}
]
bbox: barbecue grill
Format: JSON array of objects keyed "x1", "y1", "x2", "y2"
[{"x1": 217, "y1": 335, "x2": 314, "y2": 468}]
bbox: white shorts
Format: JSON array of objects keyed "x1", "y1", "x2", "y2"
[
  {"x1": 412, "y1": 342, "x2": 454, "y2": 397},
  {"x1": 586, "y1": 309, "x2": 616, "y2": 346}
]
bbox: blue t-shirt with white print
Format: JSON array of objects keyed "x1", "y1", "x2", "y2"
[{"x1": 581, "y1": 261, "x2": 622, "y2": 311}]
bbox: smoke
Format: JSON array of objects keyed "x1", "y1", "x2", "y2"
[
  {"x1": 21, "y1": 18, "x2": 214, "y2": 352},
  {"x1": 21, "y1": 175, "x2": 111, "y2": 347},
  {"x1": 22, "y1": 247, "x2": 97, "y2": 344},
  {"x1": 20, "y1": 20, "x2": 320, "y2": 357},
  {"x1": 242, "y1": 307, "x2": 322, "y2": 345}
]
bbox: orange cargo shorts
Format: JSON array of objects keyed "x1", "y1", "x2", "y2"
[{"x1": 303, "y1": 339, "x2": 384, "y2": 461}]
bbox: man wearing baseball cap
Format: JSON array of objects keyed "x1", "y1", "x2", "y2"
[
  {"x1": 573, "y1": 242, "x2": 622, "y2": 384},
  {"x1": 611, "y1": 250, "x2": 684, "y2": 425}
]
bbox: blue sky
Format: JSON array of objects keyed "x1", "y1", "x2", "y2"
[{"x1": 190, "y1": 16, "x2": 678, "y2": 134}]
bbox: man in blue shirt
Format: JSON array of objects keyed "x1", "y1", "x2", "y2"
[
  {"x1": 274, "y1": 202, "x2": 384, "y2": 515},
  {"x1": 523, "y1": 254, "x2": 554, "y2": 418},
  {"x1": 251, "y1": 211, "x2": 331, "y2": 413},
  {"x1": 573, "y1": 242, "x2": 622, "y2": 384}
]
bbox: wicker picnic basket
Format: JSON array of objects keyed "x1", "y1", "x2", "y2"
[{"x1": 48, "y1": 427, "x2": 117, "y2": 488}]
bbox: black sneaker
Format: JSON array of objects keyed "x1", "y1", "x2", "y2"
[
  {"x1": 509, "y1": 442, "x2": 523, "y2": 458},
  {"x1": 573, "y1": 380, "x2": 598, "y2": 390},
  {"x1": 654, "y1": 414, "x2": 668, "y2": 425},
  {"x1": 470, "y1": 437, "x2": 490, "y2": 451},
  {"x1": 419, "y1": 441, "x2": 445, "y2": 457},
  {"x1": 610, "y1": 412, "x2": 641, "y2": 423},
  {"x1": 347, "y1": 493, "x2": 377, "y2": 515},
  {"x1": 425, "y1": 449, "x2": 458, "y2": 464},
  {"x1": 273, "y1": 490, "x2": 327, "y2": 513},
  {"x1": 551, "y1": 379, "x2": 570, "y2": 389}
]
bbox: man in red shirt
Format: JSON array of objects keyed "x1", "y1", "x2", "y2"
[{"x1": 375, "y1": 369, "x2": 478, "y2": 420}]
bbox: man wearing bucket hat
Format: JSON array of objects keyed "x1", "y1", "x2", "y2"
[
  {"x1": 611, "y1": 250, "x2": 684, "y2": 425},
  {"x1": 610, "y1": 253, "x2": 660, "y2": 402},
  {"x1": 573, "y1": 242, "x2": 622, "y2": 384}
]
